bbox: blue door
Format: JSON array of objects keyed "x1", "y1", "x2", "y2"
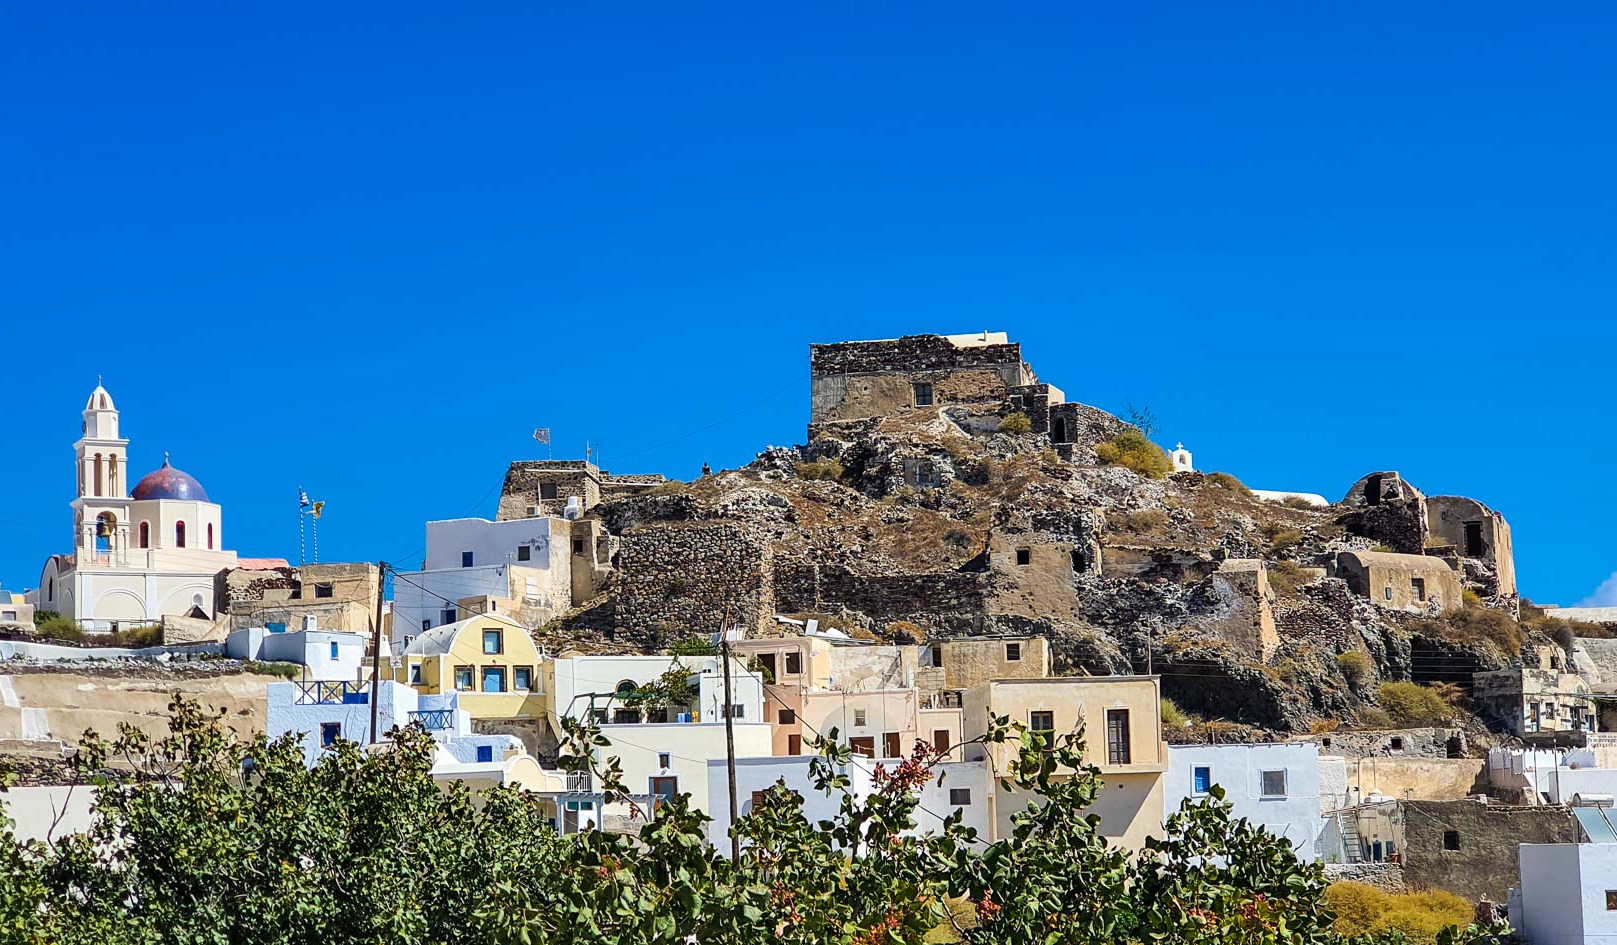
[{"x1": 482, "y1": 667, "x2": 506, "y2": 692}]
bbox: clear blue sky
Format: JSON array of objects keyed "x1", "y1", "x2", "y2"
[{"x1": 3, "y1": 3, "x2": 1614, "y2": 606}]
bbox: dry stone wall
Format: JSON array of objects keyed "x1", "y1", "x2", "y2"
[{"x1": 614, "y1": 522, "x2": 774, "y2": 646}]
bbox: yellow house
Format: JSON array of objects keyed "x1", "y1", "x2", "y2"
[
  {"x1": 389, "y1": 612, "x2": 547, "y2": 720},
  {"x1": 962, "y1": 675, "x2": 1167, "y2": 851}
]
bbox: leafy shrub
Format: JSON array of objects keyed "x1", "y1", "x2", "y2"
[
  {"x1": 667, "y1": 634, "x2": 717, "y2": 656},
  {"x1": 1429, "y1": 605, "x2": 1525, "y2": 655},
  {"x1": 1094, "y1": 431, "x2": 1172, "y2": 479},
  {"x1": 32, "y1": 610, "x2": 84, "y2": 642},
  {"x1": 1160, "y1": 698, "x2": 1194, "y2": 730},
  {"x1": 1204, "y1": 472, "x2": 1251, "y2": 496},
  {"x1": 1336, "y1": 651, "x2": 1373, "y2": 687},
  {"x1": 1326, "y1": 882, "x2": 1472, "y2": 945},
  {"x1": 996, "y1": 412, "x2": 1033, "y2": 434},
  {"x1": 1377, "y1": 681, "x2": 1454, "y2": 726},
  {"x1": 1461, "y1": 588, "x2": 1483, "y2": 607},
  {"x1": 242, "y1": 661, "x2": 299, "y2": 679},
  {"x1": 797, "y1": 459, "x2": 845, "y2": 482},
  {"x1": 1356, "y1": 707, "x2": 1393, "y2": 728}
]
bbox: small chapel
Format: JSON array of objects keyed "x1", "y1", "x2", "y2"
[{"x1": 28, "y1": 382, "x2": 240, "y2": 631}]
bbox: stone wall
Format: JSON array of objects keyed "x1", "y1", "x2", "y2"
[
  {"x1": 809, "y1": 335, "x2": 1026, "y2": 376},
  {"x1": 1296, "y1": 727, "x2": 1461, "y2": 759},
  {"x1": 1337, "y1": 472, "x2": 1429, "y2": 554},
  {"x1": 808, "y1": 335, "x2": 1034, "y2": 424},
  {"x1": 1402, "y1": 799, "x2": 1575, "y2": 901},
  {"x1": 614, "y1": 522, "x2": 774, "y2": 646},
  {"x1": 1194, "y1": 559, "x2": 1278, "y2": 662},
  {"x1": 497, "y1": 461, "x2": 602, "y2": 521},
  {"x1": 773, "y1": 563, "x2": 989, "y2": 627},
  {"x1": 1323, "y1": 863, "x2": 1406, "y2": 891}
]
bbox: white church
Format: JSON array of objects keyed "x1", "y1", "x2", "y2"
[{"x1": 27, "y1": 383, "x2": 241, "y2": 631}]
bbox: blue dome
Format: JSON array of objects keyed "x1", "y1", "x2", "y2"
[{"x1": 132, "y1": 456, "x2": 210, "y2": 502}]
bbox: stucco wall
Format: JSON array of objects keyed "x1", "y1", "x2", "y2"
[
  {"x1": 1402, "y1": 799, "x2": 1576, "y2": 901},
  {"x1": 1166, "y1": 744, "x2": 1322, "y2": 861},
  {"x1": 0, "y1": 670, "x2": 269, "y2": 746},
  {"x1": 6, "y1": 785, "x2": 97, "y2": 843},
  {"x1": 1341, "y1": 757, "x2": 1486, "y2": 802}
]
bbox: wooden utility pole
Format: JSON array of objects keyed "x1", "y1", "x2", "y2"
[
  {"x1": 369, "y1": 560, "x2": 387, "y2": 743},
  {"x1": 719, "y1": 604, "x2": 740, "y2": 861}
]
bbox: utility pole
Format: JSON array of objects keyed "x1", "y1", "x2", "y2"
[
  {"x1": 369, "y1": 561, "x2": 387, "y2": 743},
  {"x1": 719, "y1": 604, "x2": 740, "y2": 861}
]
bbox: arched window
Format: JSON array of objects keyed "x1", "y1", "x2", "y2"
[
  {"x1": 93, "y1": 454, "x2": 103, "y2": 495},
  {"x1": 175, "y1": 521, "x2": 186, "y2": 548},
  {"x1": 207, "y1": 523, "x2": 214, "y2": 549},
  {"x1": 109, "y1": 455, "x2": 118, "y2": 495},
  {"x1": 139, "y1": 522, "x2": 149, "y2": 548},
  {"x1": 47, "y1": 578, "x2": 53, "y2": 601}
]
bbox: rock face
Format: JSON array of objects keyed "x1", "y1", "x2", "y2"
[{"x1": 548, "y1": 334, "x2": 1541, "y2": 734}]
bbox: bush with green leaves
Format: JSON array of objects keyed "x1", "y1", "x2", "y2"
[
  {"x1": 0, "y1": 697, "x2": 1510, "y2": 945},
  {"x1": 30, "y1": 610, "x2": 83, "y2": 642},
  {"x1": 1336, "y1": 650, "x2": 1373, "y2": 687},
  {"x1": 1204, "y1": 471, "x2": 1252, "y2": 495},
  {"x1": 995, "y1": 413, "x2": 1032, "y2": 435},
  {"x1": 797, "y1": 459, "x2": 845, "y2": 482},
  {"x1": 1094, "y1": 431, "x2": 1173, "y2": 479},
  {"x1": 1378, "y1": 680, "x2": 1455, "y2": 726}
]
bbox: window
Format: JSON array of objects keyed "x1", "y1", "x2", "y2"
[
  {"x1": 482, "y1": 667, "x2": 507, "y2": 693},
  {"x1": 784, "y1": 651, "x2": 802, "y2": 675},
  {"x1": 788, "y1": 734, "x2": 802, "y2": 755},
  {"x1": 573, "y1": 539, "x2": 584, "y2": 555},
  {"x1": 539, "y1": 483, "x2": 559, "y2": 500},
  {"x1": 461, "y1": 551, "x2": 474, "y2": 568},
  {"x1": 1015, "y1": 548, "x2": 1031, "y2": 566},
  {"x1": 1259, "y1": 769, "x2": 1287, "y2": 798},
  {"x1": 1105, "y1": 709, "x2": 1131, "y2": 764},
  {"x1": 454, "y1": 666, "x2": 474, "y2": 691},
  {"x1": 1390, "y1": 737, "x2": 1404, "y2": 750},
  {"x1": 1412, "y1": 577, "x2": 1426, "y2": 602},
  {"x1": 525, "y1": 577, "x2": 538, "y2": 599},
  {"x1": 516, "y1": 545, "x2": 530, "y2": 561},
  {"x1": 314, "y1": 583, "x2": 333, "y2": 599},
  {"x1": 1, "y1": 612, "x2": 13, "y2": 622},
  {"x1": 850, "y1": 736, "x2": 876, "y2": 757},
  {"x1": 722, "y1": 703, "x2": 745, "y2": 720},
  {"x1": 514, "y1": 666, "x2": 533, "y2": 691},
  {"x1": 913, "y1": 382, "x2": 933, "y2": 407},
  {"x1": 476, "y1": 745, "x2": 494, "y2": 763},
  {"x1": 757, "y1": 653, "x2": 777, "y2": 679},
  {"x1": 927, "y1": 645, "x2": 943, "y2": 668},
  {"x1": 409, "y1": 664, "x2": 422, "y2": 684},
  {"x1": 1605, "y1": 891, "x2": 1617, "y2": 911},
  {"x1": 138, "y1": 522, "x2": 149, "y2": 548},
  {"x1": 1006, "y1": 642, "x2": 1022, "y2": 662},
  {"x1": 933, "y1": 729, "x2": 951, "y2": 754},
  {"x1": 884, "y1": 732, "x2": 902, "y2": 758},
  {"x1": 949, "y1": 788, "x2": 972, "y2": 806},
  {"x1": 1029, "y1": 710, "x2": 1055, "y2": 734},
  {"x1": 658, "y1": 752, "x2": 671, "y2": 769},
  {"x1": 329, "y1": 642, "x2": 339, "y2": 659},
  {"x1": 206, "y1": 523, "x2": 214, "y2": 550},
  {"x1": 854, "y1": 708, "x2": 868, "y2": 727},
  {"x1": 483, "y1": 630, "x2": 502, "y2": 654},
  {"x1": 1384, "y1": 585, "x2": 1393, "y2": 601},
  {"x1": 778, "y1": 708, "x2": 796, "y2": 725},
  {"x1": 320, "y1": 722, "x2": 340, "y2": 747},
  {"x1": 1443, "y1": 830, "x2": 1460, "y2": 851},
  {"x1": 1192, "y1": 766, "x2": 1212, "y2": 794},
  {"x1": 175, "y1": 521, "x2": 186, "y2": 548},
  {"x1": 442, "y1": 607, "x2": 457, "y2": 624}
]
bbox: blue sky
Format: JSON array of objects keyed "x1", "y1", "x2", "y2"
[{"x1": 2, "y1": 3, "x2": 1614, "y2": 605}]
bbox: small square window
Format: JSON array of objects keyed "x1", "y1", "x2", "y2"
[
  {"x1": 1006, "y1": 642, "x2": 1022, "y2": 662},
  {"x1": 949, "y1": 787, "x2": 972, "y2": 805},
  {"x1": 476, "y1": 745, "x2": 494, "y2": 764},
  {"x1": 1605, "y1": 890, "x2": 1617, "y2": 911},
  {"x1": 539, "y1": 483, "x2": 559, "y2": 500},
  {"x1": 1192, "y1": 766, "x2": 1212, "y2": 794},
  {"x1": 517, "y1": 545, "x2": 531, "y2": 561},
  {"x1": 421, "y1": 619, "x2": 431, "y2": 632},
  {"x1": 913, "y1": 382, "x2": 934, "y2": 407},
  {"x1": 514, "y1": 666, "x2": 533, "y2": 691},
  {"x1": 1015, "y1": 548, "x2": 1032, "y2": 566},
  {"x1": 1029, "y1": 710, "x2": 1054, "y2": 733},
  {"x1": 1443, "y1": 830, "x2": 1460, "y2": 851},
  {"x1": 1390, "y1": 737, "x2": 1404, "y2": 750},
  {"x1": 454, "y1": 666, "x2": 474, "y2": 691},
  {"x1": 462, "y1": 551, "x2": 475, "y2": 568},
  {"x1": 1412, "y1": 577, "x2": 1426, "y2": 601},
  {"x1": 785, "y1": 652, "x2": 802, "y2": 675},
  {"x1": 573, "y1": 539, "x2": 584, "y2": 554},
  {"x1": 409, "y1": 664, "x2": 422, "y2": 684},
  {"x1": 320, "y1": 722, "x2": 340, "y2": 747},
  {"x1": 723, "y1": 703, "x2": 745, "y2": 720},
  {"x1": 314, "y1": 583, "x2": 334, "y2": 599},
  {"x1": 778, "y1": 708, "x2": 796, "y2": 725},
  {"x1": 1384, "y1": 585, "x2": 1393, "y2": 601},
  {"x1": 854, "y1": 708, "x2": 868, "y2": 727},
  {"x1": 442, "y1": 607, "x2": 457, "y2": 624},
  {"x1": 658, "y1": 752, "x2": 671, "y2": 769},
  {"x1": 1260, "y1": 769, "x2": 1286, "y2": 798},
  {"x1": 483, "y1": 630, "x2": 502, "y2": 654}
]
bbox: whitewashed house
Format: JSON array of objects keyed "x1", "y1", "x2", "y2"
[
  {"x1": 1165, "y1": 743, "x2": 1323, "y2": 862},
  {"x1": 1513, "y1": 810, "x2": 1617, "y2": 945},
  {"x1": 227, "y1": 619, "x2": 367, "y2": 681},
  {"x1": 390, "y1": 516, "x2": 571, "y2": 637}
]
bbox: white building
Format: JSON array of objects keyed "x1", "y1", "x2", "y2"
[
  {"x1": 705, "y1": 755, "x2": 992, "y2": 852},
  {"x1": 28, "y1": 383, "x2": 240, "y2": 630},
  {"x1": 1490, "y1": 746, "x2": 1617, "y2": 805},
  {"x1": 391, "y1": 516, "x2": 571, "y2": 637},
  {"x1": 1170, "y1": 443, "x2": 1194, "y2": 474},
  {"x1": 1166, "y1": 743, "x2": 1323, "y2": 862},
  {"x1": 227, "y1": 621, "x2": 368, "y2": 681},
  {"x1": 1514, "y1": 820, "x2": 1617, "y2": 945}
]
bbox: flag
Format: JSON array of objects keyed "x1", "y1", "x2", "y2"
[
  {"x1": 298, "y1": 488, "x2": 310, "y2": 508},
  {"x1": 533, "y1": 428, "x2": 550, "y2": 445},
  {"x1": 311, "y1": 501, "x2": 325, "y2": 520}
]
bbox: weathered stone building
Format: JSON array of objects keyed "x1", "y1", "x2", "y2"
[
  {"x1": 1337, "y1": 472, "x2": 1429, "y2": 554},
  {"x1": 809, "y1": 332, "x2": 1037, "y2": 425},
  {"x1": 613, "y1": 522, "x2": 775, "y2": 644},
  {"x1": 1332, "y1": 550, "x2": 1461, "y2": 613},
  {"x1": 214, "y1": 561, "x2": 381, "y2": 636},
  {"x1": 1426, "y1": 495, "x2": 1516, "y2": 600},
  {"x1": 1198, "y1": 559, "x2": 1278, "y2": 662},
  {"x1": 1398, "y1": 799, "x2": 1575, "y2": 901},
  {"x1": 1474, "y1": 646, "x2": 1596, "y2": 741}
]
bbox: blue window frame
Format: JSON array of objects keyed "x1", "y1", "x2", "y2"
[
  {"x1": 476, "y1": 745, "x2": 494, "y2": 763},
  {"x1": 321, "y1": 722, "x2": 340, "y2": 747},
  {"x1": 1192, "y1": 766, "x2": 1212, "y2": 794},
  {"x1": 329, "y1": 641, "x2": 339, "y2": 659},
  {"x1": 482, "y1": 666, "x2": 506, "y2": 693},
  {"x1": 462, "y1": 551, "x2": 474, "y2": 567}
]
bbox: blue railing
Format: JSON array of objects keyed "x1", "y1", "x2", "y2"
[
  {"x1": 294, "y1": 681, "x2": 369, "y2": 706},
  {"x1": 409, "y1": 709, "x2": 455, "y2": 731}
]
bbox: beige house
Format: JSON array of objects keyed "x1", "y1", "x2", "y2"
[
  {"x1": 1332, "y1": 550, "x2": 1461, "y2": 613},
  {"x1": 0, "y1": 589, "x2": 34, "y2": 631},
  {"x1": 961, "y1": 675, "x2": 1167, "y2": 851},
  {"x1": 1474, "y1": 646, "x2": 1596, "y2": 741},
  {"x1": 916, "y1": 636, "x2": 1050, "y2": 691}
]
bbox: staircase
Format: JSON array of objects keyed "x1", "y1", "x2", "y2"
[{"x1": 1333, "y1": 811, "x2": 1365, "y2": 862}]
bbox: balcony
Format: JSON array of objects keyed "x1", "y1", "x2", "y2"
[
  {"x1": 922, "y1": 690, "x2": 963, "y2": 710},
  {"x1": 408, "y1": 709, "x2": 455, "y2": 731},
  {"x1": 294, "y1": 681, "x2": 369, "y2": 706}
]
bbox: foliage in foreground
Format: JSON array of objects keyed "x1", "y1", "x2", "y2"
[
  {"x1": 1327, "y1": 882, "x2": 1474, "y2": 945},
  {"x1": 0, "y1": 697, "x2": 1510, "y2": 945}
]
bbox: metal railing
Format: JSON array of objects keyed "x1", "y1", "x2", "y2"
[
  {"x1": 408, "y1": 709, "x2": 455, "y2": 731},
  {"x1": 922, "y1": 690, "x2": 963, "y2": 710},
  {"x1": 294, "y1": 681, "x2": 369, "y2": 705}
]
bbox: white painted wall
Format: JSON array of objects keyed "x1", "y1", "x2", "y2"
[
  {"x1": 0, "y1": 639, "x2": 223, "y2": 662},
  {"x1": 1167, "y1": 743, "x2": 1323, "y2": 862},
  {"x1": 226, "y1": 628, "x2": 366, "y2": 681},
  {"x1": 424, "y1": 517, "x2": 553, "y2": 571},
  {"x1": 1514, "y1": 843, "x2": 1617, "y2": 945},
  {"x1": 391, "y1": 564, "x2": 510, "y2": 637},
  {"x1": 267, "y1": 679, "x2": 467, "y2": 766},
  {"x1": 598, "y1": 720, "x2": 773, "y2": 820},
  {"x1": 6, "y1": 785, "x2": 97, "y2": 843}
]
